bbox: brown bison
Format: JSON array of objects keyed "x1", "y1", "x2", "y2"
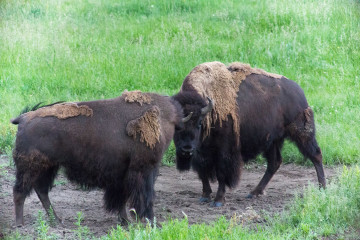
[
  {"x1": 11, "y1": 90, "x2": 182, "y2": 226},
  {"x1": 172, "y1": 62, "x2": 326, "y2": 207}
]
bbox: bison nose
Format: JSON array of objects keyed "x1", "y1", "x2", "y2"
[{"x1": 181, "y1": 146, "x2": 194, "y2": 156}]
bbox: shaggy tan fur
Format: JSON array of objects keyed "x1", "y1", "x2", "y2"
[
  {"x1": 123, "y1": 90, "x2": 152, "y2": 106},
  {"x1": 228, "y1": 62, "x2": 283, "y2": 80},
  {"x1": 126, "y1": 106, "x2": 161, "y2": 149},
  {"x1": 26, "y1": 103, "x2": 93, "y2": 121},
  {"x1": 182, "y1": 61, "x2": 283, "y2": 143}
]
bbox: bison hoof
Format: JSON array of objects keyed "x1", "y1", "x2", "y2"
[
  {"x1": 247, "y1": 190, "x2": 266, "y2": 198},
  {"x1": 210, "y1": 201, "x2": 223, "y2": 207},
  {"x1": 199, "y1": 197, "x2": 211, "y2": 203},
  {"x1": 246, "y1": 194, "x2": 254, "y2": 199},
  {"x1": 118, "y1": 217, "x2": 129, "y2": 226},
  {"x1": 50, "y1": 218, "x2": 64, "y2": 227},
  {"x1": 16, "y1": 223, "x2": 23, "y2": 228}
]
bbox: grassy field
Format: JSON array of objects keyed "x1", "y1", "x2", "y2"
[
  {"x1": 1, "y1": 0, "x2": 359, "y2": 164},
  {"x1": 1, "y1": 0, "x2": 360, "y2": 239}
]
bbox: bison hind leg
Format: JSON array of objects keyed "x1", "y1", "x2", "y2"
[
  {"x1": 13, "y1": 171, "x2": 33, "y2": 226},
  {"x1": 248, "y1": 140, "x2": 283, "y2": 198},
  {"x1": 13, "y1": 157, "x2": 60, "y2": 226},
  {"x1": 294, "y1": 136, "x2": 326, "y2": 188},
  {"x1": 33, "y1": 165, "x2": 62, "y2": 226},
  {"x1": 287, "y1": 107, "x2": 326, "y2": 188}
]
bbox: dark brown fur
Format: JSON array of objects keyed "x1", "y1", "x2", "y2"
[
  {"x1": 11, "y1": 92, "x2": 182, "y2": 226},
  {"x1": 172, "y1": 62, "x2": 326, "y2": 207}
]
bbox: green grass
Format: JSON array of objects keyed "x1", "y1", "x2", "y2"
[
  {"x1": 1, "y1": 1, "x2": 359, "y2": 237},
  {"x1": 1, "y1": 0, "x2": 359, "y2": 164}
]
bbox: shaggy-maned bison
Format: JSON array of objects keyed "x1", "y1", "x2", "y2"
[
  {"x1": 11, "y1": 90, "x2": 182, "y2": 226},
  {"x1": 172, "y1": 62, "x2": 326, "y2": 207}
]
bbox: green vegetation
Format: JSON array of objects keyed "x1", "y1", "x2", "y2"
[
  {"x1": 0, "y1": 0, "x2": 359, "y2": 164},
  {"x1": 1, "y1": 0, "x2": 359, "y2": 239},
  {"x1": 35, "y1": 211, "x2": 58, "y2": 240},
  {"x1": 74, "y1": 212, "x2": 92, "y2": 240}
]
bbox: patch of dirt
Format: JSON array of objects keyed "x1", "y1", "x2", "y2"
[{"x1": 0, "y1": 155, "x2": 337, "y2": 238}]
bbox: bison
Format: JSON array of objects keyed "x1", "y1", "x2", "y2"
[
  {"x1": 11, "y1": 90, "x2": 182, "y2": 226},
  {"x1": 172, "y1": 61, "x2": 326, "y2": 207}
]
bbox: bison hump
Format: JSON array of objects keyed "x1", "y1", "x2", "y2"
[{"x1": 126, "y1": 106, "x2": 161, "y2": 149}]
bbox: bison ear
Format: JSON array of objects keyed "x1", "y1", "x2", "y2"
[{"x1": 126, "y1": 106, "x2": 161, "y2": 149}]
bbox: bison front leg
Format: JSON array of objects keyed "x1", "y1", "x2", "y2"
[
  {"x1": 199, "y1": 175, "x2": 212, "y2": 203},
  {"x1": 248, "y1": 141, "x2": 283, "y2": 198},
  {"x1": 128, "y1": 167, "x2": 158, "y2": 223},
  {"x1": 142, "y1": 168, "x2": 158, "y2": 221},
  {"x1": 118, "y1": 205, "x2": 130, "y2": 226},
  {"x1": 210, "y1": 150, "x2": 243, "y2": 207},
  {"x1": 104, "y1": 186, "x2": 130, "y2": 226},
  {"x1": 211, "y1": 181, "x2": 226, "y2": 207}
]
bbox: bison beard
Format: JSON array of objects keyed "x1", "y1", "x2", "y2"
[
  {"x1": 172, "y1": 62, "x2": 326, "y2": 207},
  {"x1": 11, "y1": 91, "x2": 182, "y2": 226}
]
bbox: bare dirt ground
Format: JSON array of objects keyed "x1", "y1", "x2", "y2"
[{"x1": 0, "y1": 155, "x2": 337, "y2": 239}]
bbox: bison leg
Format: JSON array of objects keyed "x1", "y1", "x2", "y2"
[
  {"x1": 118, "y1": 206, "x2": 129, "y2": 226},
  {"x1": 295, "y1": 138, "x2": 326, "y2": 188},
  {"x1": 34, "y1": 189, "x2": 62, "y2": 225},
  {"x1": 308, "y1": 148, "x2": 326, "y2": 188},
  {"x1": 139, "y1": 168, "x2": 157, "y2": 222},
  {"x1": 33, "y1": 166, "x2": 62, "y2": 225},
  {"x1": 104, "y1": 186, "x2": 130, "y2": 226},
  {"x1": 13, "y1": 191, "x2": 26, "y2": 227},
  {"x1": 128, "y1": 167, "x2": 158, "y2": 223},
  {"x1": 211, "y1": 181, "x2": 226, "y2": 207},
  {"x1": 13, "y1": 170, "x2": 33, "y2": 226},
  {"x1": 13, "y1": 186, "x2": 28, "y2": 226},
  {"x1": 248, "y1": 141, "x2": 283, "y2": 198},
  {"x1": 211, "y1": 151, "x2": 242, "y2": 207},
  {"x1": 288, "y1": 107, "x2": 326, "y2": 188},
  {"x1": 199, "y1": 175, "x2": 212, "y2": 203}
]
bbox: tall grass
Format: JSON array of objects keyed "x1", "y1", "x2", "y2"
[{"x1": 1, "y1": 0, "x2": 359, "y2": 164}]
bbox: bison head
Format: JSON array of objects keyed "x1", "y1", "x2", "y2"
[{"x1": 172, "y1": 93, "x2": 213, "y2": 171}]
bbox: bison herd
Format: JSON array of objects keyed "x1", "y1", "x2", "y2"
[{"x1": 11, "y1": 62, "x2": 326, "y2": 226}]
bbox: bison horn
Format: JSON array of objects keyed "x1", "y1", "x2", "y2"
[
  {"x1": 201, "y1": 97, "x2": 213, "y2": 115},
  {"x1": 182, "y1": 112, "x2": 193, "y2": 123}
]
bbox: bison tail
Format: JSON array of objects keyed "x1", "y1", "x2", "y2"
[
  {"x1": 11, "y1": 116, "x2": 21, "y2": 125},
  {"x1": 128, "y1": 168, "x2": 158, "y2": 220}
]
